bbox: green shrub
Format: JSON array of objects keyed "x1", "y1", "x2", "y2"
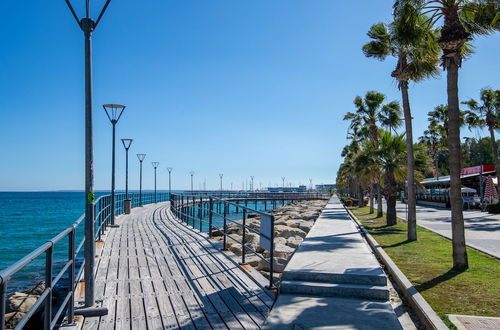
[
  {"x1": 486, "y1": 202, "x2": 500, "y2": 214},
  {"x1": 340, "y1": 196, "x2": 358, "y2": 207}
]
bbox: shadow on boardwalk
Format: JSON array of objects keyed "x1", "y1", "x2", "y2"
[{"x1": 79, "y1": 202, "x2": 274, "y2": 330}]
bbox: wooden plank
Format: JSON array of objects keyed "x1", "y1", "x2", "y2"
[
  {"x1": 81, "y1": 201, "x2": 273, "y2": 329},
  {"x1": 161, "y1": 209, "x2": 269, "y2": 326},
  {"x1": 153, "y1": 210, "x2": 253, "y2": 329}
]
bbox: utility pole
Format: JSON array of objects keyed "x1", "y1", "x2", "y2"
[
  {"x1": 219, "y1": 173, "x2": 223, "y2": 193},
  {"x1": 152, "y1": 162, "x2": 159, "y2": 203},
  {"x1": 137, "y1": 154, "x2": 146, "y2": 206},
  {"x1": 167, "y1": 167, "x2": 173, "y2": 195},
  {"x1": 121, "y1": 139, "x2": 133, "y2": 214},
  {"x1": 190, "y1": 171, "x2": 194, "y2": 194}
]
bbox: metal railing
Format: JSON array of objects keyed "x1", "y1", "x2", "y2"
[
  {"x1": 170, "y1": 191, "x2": 329, "y2": 289},
  {"x1": 0, "y1": 192, "x2": 169, "y2": 330},
  {"x1": 179, "y1": 191, "x2": 330, "y2": 200}
]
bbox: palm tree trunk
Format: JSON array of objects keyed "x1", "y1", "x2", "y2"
[
  {"x1": 386, "y1": 194, "x2": 398, "y2": 226},
  {"x1": 447, "y1": 62, "x2": 468, "y2": 270},
  {"x1": 435, "y1": 156, "x2": 439, "y2": 178},
  {"x1": 488, "y1": 126, "x2": 500, "y2": 199},
  {"x1": 358, "y1": 185, "x2": 365, "y2": 207},
  {"x1": 369, "y1": 185, "x2": 374, "y2": 214},
  {"x1": 401, "y1": 82, "x2": 417, "y2": 241},
  {"x1": 377, "y1": 183, "x2": 383, "y2": 217},
  {"x1": 385, "y1": 174, "x2": 397, "y2": 226}
]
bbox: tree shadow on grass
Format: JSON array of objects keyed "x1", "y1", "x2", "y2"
[
  {"x1": 414, "y1": 268, "x2": 465, "y2": 293},
  {"x1": 381, "y1": 239, "x2": 412, "y2": 249},
  {"x1": 369, "y1": 225, "x2": 404, "y2": 236}
]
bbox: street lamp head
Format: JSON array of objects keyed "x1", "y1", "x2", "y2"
[
  {"x1": 103, "y1": 104, "x2": 126, "y2": 124},
  {"x1": 121, "y1": 138, "x2": 133, "y2": 150},
  {"x1": 167, "y1": 167, "x2": 173, "y2": 173},
  {"x1": 152, "y1": 162, "x2": 159, "y2": 169},
  {"x1": 189, "y1": 171, "x2": 195, "y2": 176},
  {"x1": 219, "y1": 173, "x2": 223, "y2": 178},
  {"x1": 137, "y1": 153, "x2": 146, "y2": 162}
]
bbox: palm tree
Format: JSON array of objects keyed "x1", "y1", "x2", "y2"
[
  {"x1": 362, "y1": 7, "x2": 439, "y2": 241},
  {"x1": 343, "y1": 91, "x2": 402, "y2": 215},
  {"x1": 419, "y1": 122, "x2": 445, "y2": 178},
  {"x1": 380, "y1": 101, "x2": 404, "y2": 134},
  {"x1": 366, "y1": 131, "x2": 407, "y2": 225},
  {"x1": 352, "y1": 148, "x2": 381, "y2": 214},
  {"x1": 395, "y1": 0, "x2": 499, "y2": 270},
  {"x1": 463, "y1": 88, "x2": 500, "y2": 197},
  {"x1": 344, "y1": 91, "x2": 402, "y2": 141},
  {"x1": 428, "y1": 104, "x2": 450, "y2": 138}
]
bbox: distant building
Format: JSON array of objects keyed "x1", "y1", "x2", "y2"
[
  {"x1": 315, "y1": 184, "x2": 336, "y2": 192},
  {"x1": 267, "y1": 185, "x2": 307, "y2": 192}
]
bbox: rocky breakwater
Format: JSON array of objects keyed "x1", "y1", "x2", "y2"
[
  {"x1": 3, "y1": 281, "x2": 46, "y2": 329},
  {"x1": 212, "y1": 199, "x2": 328, "y2": 282}
]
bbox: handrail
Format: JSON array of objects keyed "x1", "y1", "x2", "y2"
[
  {"x1": 0, "y1": 191, "x2": 170, "y2": 330},
  {"x1": 169, "y1": 191, "x2": 328, "y2": 289}
]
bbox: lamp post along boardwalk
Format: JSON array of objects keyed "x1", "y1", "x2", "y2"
[{"x1": 63, "y1": 0, "x2": 114, "y2": 310}]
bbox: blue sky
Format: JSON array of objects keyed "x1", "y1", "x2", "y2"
[{"x1": 0, "y1": 0, "x2": 498, "y2": 191}]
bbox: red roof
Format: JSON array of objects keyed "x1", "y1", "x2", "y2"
[{"x1": 461, "y1": 165, "x2": 496, "y2": 175}]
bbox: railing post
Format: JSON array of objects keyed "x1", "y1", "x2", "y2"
[
  {"x1": 181, "y1": 195, "x2": 184, "y2": 222},
  {"x1": 241, "y1": 209, "x2": 247, "y2": 264},
  {"x1": 45, "y1": 243, "x2": 53, "y2": 330},
  {"x1": 192, "y1": 196, "x2": 196, "y2": 227},
  {"x1": 222, "y1": 202, "x2": 228, "y2": 251},
  {"x1": 269, "y1": 215, "x2": 275, "y2": 289},
  {"x1": 0, "y1": 279, "x2": 6, "y2": 330},
  {"x1": 98, "y1": 201, "x2": 103, "y2": 240},
  {"x1": 199, "y1": 197, "x2": 203, "y2": 232},
  {"x1": 209, "y1": 197, "x2": 213, "y2": 238},
  {"x1": 67, "y1": 226, "x2": 76, "y2": 325}
]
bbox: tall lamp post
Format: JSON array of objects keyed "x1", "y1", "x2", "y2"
[
  {"x1": 189, "y1": 171, "x2": 195, "y2": 194},
  {"x1": 282, "y1": 177, "x2": 285, "y2": 190},
  {"x1": 167, "y1": 167, "x2": 173, "y2": 195},
  {"x1": 137, "y1": 154, "x2": 146, "y2": 206},
  {"x1": 103, "y1": 104, "x2": 126, "y2": 227},
  {"x1": 152, "y1": 162, "x2": 159, "y2": 203},
  {"x1": 121, "y1": 139, "x2": 133, "y2": 214},
  {"x1": 219, "y1": 173, "x2": 223, "y2": 194},
  {"x1": 250, "y1": 176, "x2": 254, "y2": 192},
  {"x1": 64, "y1": 0, "x2": 113, "y2": 311}
]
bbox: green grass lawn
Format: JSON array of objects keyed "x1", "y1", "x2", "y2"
[{"x1": 351, "y1": 206, "x2": 500, "y2": 328}]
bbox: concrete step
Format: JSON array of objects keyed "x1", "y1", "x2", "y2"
[
  {"x1": 282, "y1": 270, "x2": 387, "y2": 286},
  {"x1": 280, "y1": 280, "x2": 390, "y2": 301}
]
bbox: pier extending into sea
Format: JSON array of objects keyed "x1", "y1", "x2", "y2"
[{"x1": 0, "y1": 191, "x2": 331, "y2": 330}]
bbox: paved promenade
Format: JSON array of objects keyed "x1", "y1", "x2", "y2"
[
  {"x1": 263, "y1": 196, "x2": 402, "y2": 329},
  {"x1": 380, "y1": 201, "x2": 500, "y2": 258}
]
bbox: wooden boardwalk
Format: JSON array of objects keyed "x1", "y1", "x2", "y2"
[{"x1": 79, "y1": 202, "x2": 275, "y2": 329}]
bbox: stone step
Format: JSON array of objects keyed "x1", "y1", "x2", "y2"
[
  {"x1": 282, "y1": 270, "x2": 387, "y2": 286},
  {"x1": 280, "y1": 280, "x2": 390, "y2": 301}
]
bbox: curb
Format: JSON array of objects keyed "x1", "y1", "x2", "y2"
[{"x1": 344, "y1": 206, "x2": 449, "y2": 330}]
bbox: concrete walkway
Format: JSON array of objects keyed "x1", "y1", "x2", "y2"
[
  {"x1": 263, "y1": 196, "x2": 402, "y2": 329},
  {"x1": 380, "y1": 201, "x2": 500, "y2": 258}
]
